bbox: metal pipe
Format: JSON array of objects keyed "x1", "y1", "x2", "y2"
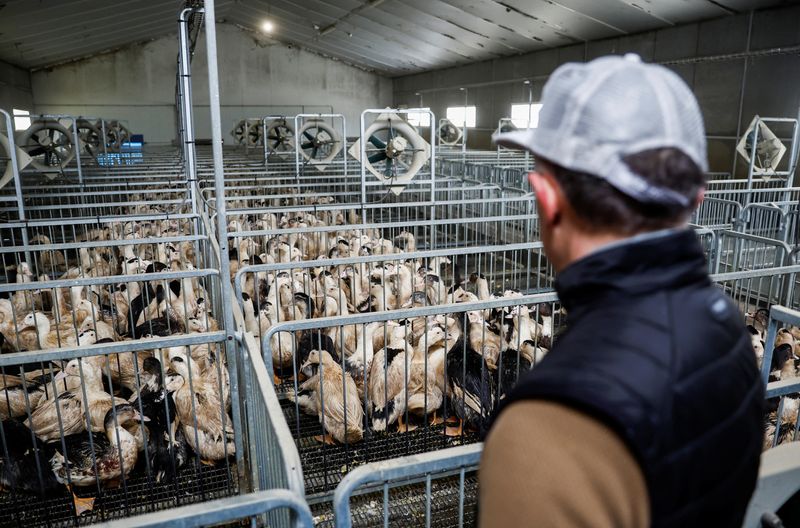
[
  {"x1": 178, "y1": 7, "x2": 199, "y2": 219},
  {"x1": 201, "y1": 0, "x2": 246, "y2": 478},
  {"x1": 732, "y1": 10, "x2": 754, "y2": 179}
]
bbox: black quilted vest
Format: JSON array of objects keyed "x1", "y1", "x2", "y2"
[{"x1": 497, "y1": 229, "x2": 764, "y2": 527}]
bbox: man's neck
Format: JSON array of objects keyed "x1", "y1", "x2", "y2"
[{"x1": 556, "y1": 226, "x2": 688, "y2": 273}]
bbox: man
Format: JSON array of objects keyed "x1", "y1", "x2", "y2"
[{"x1": 480, "y1": 54, "x2": 764, "y2": 527}]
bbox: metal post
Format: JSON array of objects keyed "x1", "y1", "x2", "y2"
[
  {"x1": 0, "y1": 109, "x2": 31, "y2": 254},
  {"x1": 461, "y1": 88, "x2": 468, "y2": 165},
  {"x1": 525, "y1": 80, "x2": 532, "y2": 171},
  {"x1": 70, "y1": 116, "x2": 84, "y2": 187},
  {"x1": 732, "y1": 10, "x2": 754, "y2": 179},
  {"x1": 178, "y1": 8, "x2": 199, "y2": 218},
  {"x1": 745, "y1": 116, "x2": 761, "y2": 208},
  {"x1": 293, "y1": 115, "x2": 302, "y2": 187},
  {"x1": 359, "y1": 110, "x2": 367, "y2": 224},
  {"x1": 99, "y1": 118, "x2": 109, "y2": 176},
  {"x1": 262, "y1": 114, "x2": 294, "y2": 173},
  {"x1": 201, "y1": 0, "x2": 246, "y2": 474}
]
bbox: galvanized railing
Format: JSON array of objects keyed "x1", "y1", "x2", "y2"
[{"x1": 332, "y1": 444, "x2": 482, "y2": 528}]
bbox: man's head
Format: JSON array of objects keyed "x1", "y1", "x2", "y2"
[{"x1": 495, "y1": 54, "x2": 708, "y2": 271}]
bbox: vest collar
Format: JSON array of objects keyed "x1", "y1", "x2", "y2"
[{"x1": 555, "y1": 228, "x2": 709, "y2": 313}]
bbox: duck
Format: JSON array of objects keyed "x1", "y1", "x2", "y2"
[
  {"x1": 169, "y1": 352, "x2": 235, "y2": 462},
  {"x1": 445, "y1": 335, "x2": 496, "y2": 437},
  {"x1": 296, "y1": 349, "x2": 363, "y2": 444},
  {"x1": 50, "y1": 404, "x2": 147, "y2": 514},
  {"x1": 469, "y1": 273, "x2": 491, "y2": 301},
  {"x1": 345, "y1": 321, "x2": 381, "y2": 391},
  {"x1": 0, "y1": 371, "x2": 52, "y2": 420},
  {"x1": 747, "y1": 325, "x2": 764, "y2": 367},
  {"x1": 769, "y1": 343, "x2": 797, "y2": 381},
  {"x1": 241, "y1": 293, "x2": 271, "y2": 336},
  {"x1": 467, "y1": 311, "x2": 503, "y2": 369},
  {"x1": 746, "y1": 308, "x2": 770, "y2": 340},
  {"x1": 30, "y1": 234, "x2": 67, "y2": 274},
  {"x1": 129, "y1": 313, "x2": 184, "y2": 339},
  {"x1": 0, "y1": 419, "x2": 61, "y2": 495},
  {"x1": 493, "y1": 341, "x2": 546, "y2": 401},
  {"x1": 368, "y1": 325, "x2": 412, "y2": 432},
  {"x1": 81, "y1": 337, "x2": 149, "y2": 395},
  {"x1": 128, "y1": 357, "x2": 187, "y2": 482},
  {"x1": 27, "y1": 359, "x2": 127, "y2": 442},
  {"x1": 18, "y1": 312, "x2": 79, "y2": 351},
  {"x1": 402, "y1": 326, "x2": 450, "y2": 427}
]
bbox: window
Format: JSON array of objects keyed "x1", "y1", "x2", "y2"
[
  {"x1": 510, "y1": 103, "x2": 543, "y2": 129},
  {"x1": 446, "y1": 106, "x2": 476, "y2": 128},
  {"x1": 405, "y1": 109, "x2": 431, "y2": 128},
  {"x1": 13, "y1": 109, "x2": 31, "y2": 131}
]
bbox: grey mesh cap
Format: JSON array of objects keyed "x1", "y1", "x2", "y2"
[{"x1": 494, "y1": 53, "x2": 708, "y2": 207}]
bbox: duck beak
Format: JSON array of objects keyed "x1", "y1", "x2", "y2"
[
  {"x1": 133, "y1": 411, "x2": 151, "y2": 423},
  {"x1": 54, "y1": 371, "x2": 67, "y2": 382}
]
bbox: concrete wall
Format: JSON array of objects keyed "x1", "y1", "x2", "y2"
[
  {"x1": 31, "y1": 24, "x2": 392, "y2": 144},
  {"x1": 0, "y1": 60, "x2": 34, "y2": 134},
  {"x1": 393, "y1": 4, "x2": 800, "y2": 176}
]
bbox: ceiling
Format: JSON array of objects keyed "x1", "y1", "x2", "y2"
[{"x1": 0, "y1": 0, "x2": 793, "y2": 76}]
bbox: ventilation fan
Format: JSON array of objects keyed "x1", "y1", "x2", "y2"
[
  {"x1": 231, "y1": 120, "x2": 247, "y2": 145},
  {"x1": 495, "y1": 118, "x2": 520, "y2": 151},
  {"x1": 438, "y1": 119, "x2": 463, "y2": 146},
  {"x1": 496, "y1": 119, "x2": 518, "y2": 135},
  {"x1": 0, "y1": 132, "x2": 33, "y2": 189},
  {"x1": 737, "y1": 116, "x2": 787, "y2": 178},
  {"x1": 17, "y1": 119, "x2": 77, "y2": 172},
  {"x1": 246, "y1": 121, "x2": 263, "y2": 147},
  {"x1": 76, "y1": 118, "x2": 102, "y2": 160},
  {"x1": 105, "y1": 120, "x2": 130, "y2": 152},
  {"x1": 298, "y1": 119, "x2": 342, "y2": 171},
  {"x1": 348, "y1": 113, "x2": 431, "y2": 195},
  {"x1": 266, "y1": 118, "x2": 295, "y2": 159}
]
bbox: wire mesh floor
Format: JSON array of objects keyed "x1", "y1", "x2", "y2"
[
  {"x1": 281, "y1": 400, "x2": 480, "y2": 497},
  {"x1": 0, "y1": 460, "x2": 238, "y2": 527},
  {"x1": 311, "y1": 473, "x2": 479, "y2": 528}
]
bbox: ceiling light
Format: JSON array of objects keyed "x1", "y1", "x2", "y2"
[
  {"x1": 319, "y1": 24, "x2": 337, "y2": 36},
  {"x1": 261, "y1": 20, "x2": 274, "y2": 33}
]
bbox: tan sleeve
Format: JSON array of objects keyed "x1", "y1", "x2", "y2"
[{"x1": 478, "y1": 400, "x2": 650, "y2": 528}]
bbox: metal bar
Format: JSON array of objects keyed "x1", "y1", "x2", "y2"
[
  {"x1": 202, "y1": 0, "x2": 246, "y2": 477},
  {"x1": 332, "y1": 444, "x2": 482, "y2": 528},
  {"x1": 92, "y1": 489, "x2": 314, "y2": 528},
  {"x1": 0, "y1": 331, "x2": 225, "y2": 366}
]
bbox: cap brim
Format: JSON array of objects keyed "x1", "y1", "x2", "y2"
[{"x1": 492, "y1": 128, "x2": 538, "y2": 152}]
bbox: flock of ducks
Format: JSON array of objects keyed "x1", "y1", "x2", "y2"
[
  {"x1": 747, "y1": 309, "x2": 800, "y2": 450},
  {"x1": 0, "y1": 213, "x2": 233, "y2": 513},
  {"x1": 225, "y1": 196, "x2": 555, "y2": 444},
  {"x1": 7, "y1": 186, "x2": 799, "y2": 516}
]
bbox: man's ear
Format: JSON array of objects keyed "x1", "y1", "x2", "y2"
[
  {"x1": 530, "y1": 171, "x2": 562, "y2": 226},
  {"x1": 695, "y1": 188, "x2": 705, "y2": 208}
]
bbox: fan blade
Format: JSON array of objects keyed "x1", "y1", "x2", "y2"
[
  {"x1": 26, "y1": 146, "x2": 46, "y2": 157},
  {"x1": 385, "y1": 157, "x2": 393, "y2": 175},
  {"x1": 301, "y1": 141, "x2": 314, "y2": 149},
  {"x1": 368, "y1": 135, "x2": 386, "y2": 149},
  {"x1": 303, "y1": 131, "x2": 315, "y2": 141},
  {"x1": 311, "y1": 147, "x2": 319, "y2": 159},
  {"x1": 368, "y1": 151, "x2": 388, "y2": 163}
]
